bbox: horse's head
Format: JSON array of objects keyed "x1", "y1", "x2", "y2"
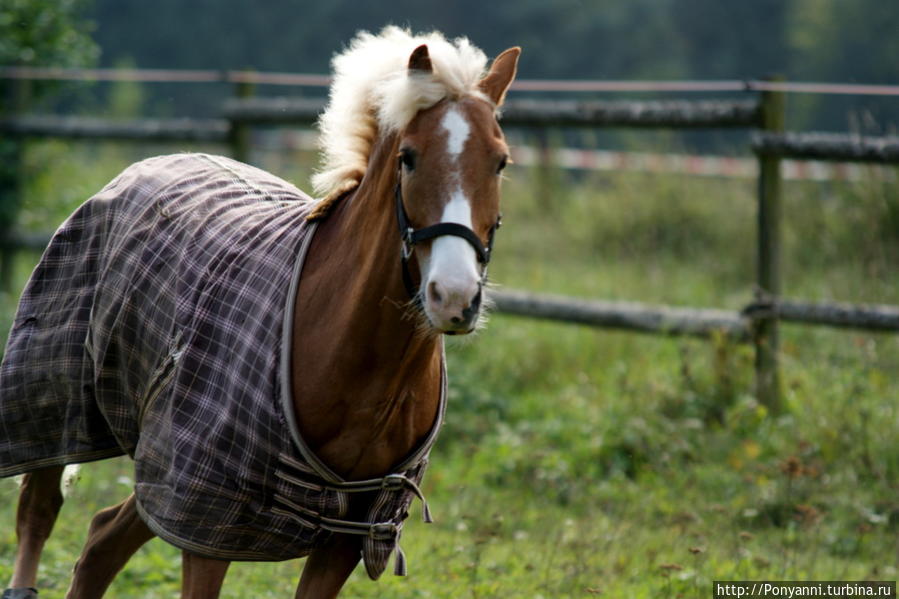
[{"x1": 397, "y1": 44, "x2": 520, "y2": 335}]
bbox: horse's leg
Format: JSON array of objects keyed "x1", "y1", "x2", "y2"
[
  {"x1": 294, "y1": 534, "x2": 361, "y2": 599},
  {"x1": 181, "y1": 553, "x2": 230, "y2": 599},
  {"x1": 6, "y1": 465, "x2": 66, "y2": 595},
  {"x1": 65, "y1": 493, "x2": 155, "y2": 599}
]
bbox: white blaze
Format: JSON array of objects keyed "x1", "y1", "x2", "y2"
[
  {"x1": 442, "y1": 107, "x2": 470, "y2": 158},
  {"x1": 430, "y1": 189, "x2": 478, "y2": 280},
  {"x1": 425, "y1": 107, "x2": 480, "y2": 318}
]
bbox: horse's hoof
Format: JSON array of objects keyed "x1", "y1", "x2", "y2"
[{"x1": 1, "y1": 589, "x2": 39, "y2": 599}]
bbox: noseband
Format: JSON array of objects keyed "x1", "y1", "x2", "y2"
[{"x1": 394, "y1": 168, "x2": 501, "y2": 301}]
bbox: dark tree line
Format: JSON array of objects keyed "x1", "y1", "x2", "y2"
[
  {"x1": 81, "y1": 0, "x2": 897, "y2": 132},
  {"x1": 4, "y1": 0, "x2": 898, "y2": 132}
]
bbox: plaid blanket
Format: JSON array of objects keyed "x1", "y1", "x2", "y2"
[{"x1": 0, "y1": 153, "x2": 444, "y2": 579}]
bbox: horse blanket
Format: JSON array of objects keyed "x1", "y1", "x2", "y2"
[{"x1": 0, "y1": 153, "x2": 443, "y2": 579}]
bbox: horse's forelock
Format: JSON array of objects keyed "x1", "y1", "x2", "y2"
[{"x1": 312, "y1": 27, "x2": 489, "y2": 199}]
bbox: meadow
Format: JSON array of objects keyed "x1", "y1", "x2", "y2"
[{"x1": 1, "y1": 139, "x2": 897, "y2": 598}]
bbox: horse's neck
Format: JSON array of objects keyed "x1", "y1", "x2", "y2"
[{"x1": 289, "y1": 136, "x2": 443, "y2": 481}]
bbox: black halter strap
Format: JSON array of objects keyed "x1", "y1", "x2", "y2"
[{"x1": 395, "y1": 171, "x2": 501, "y2": 300}]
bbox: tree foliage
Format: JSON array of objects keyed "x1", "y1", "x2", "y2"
[
  {"x1": 4, "y1": 0, "x2": 897, "y2": 132},
  {"x1": 0, "y1": 0, "x2": 97, "y2": 229},
  {"x1": 0, "y1": 0, "x2": 97, "y2": 67},
  {"x1": 82, "y1": 0, "x2": 897, "y2": 84},
  {"x1": 75, "y1": 0, "x2": 898, "y2": 131}
]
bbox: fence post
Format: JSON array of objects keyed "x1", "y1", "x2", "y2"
[
  {"x1": 754, "y1": 77, "x2": 785, "y2": 412},
  {"x1": 0, "y1": 77, "x2": 30, "y2": 292},
  {"x1": 229, "y1": 77, "x2": 254, "y2": 164}
]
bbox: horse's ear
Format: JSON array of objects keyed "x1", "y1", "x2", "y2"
[
  {"x1": 408, "y1": 44, "x2": 433, "y2": 73},
  {"x1": 479, "y1": 47, "x2": 521, "y2": 106}
]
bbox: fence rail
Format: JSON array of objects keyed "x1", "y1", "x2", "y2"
[
  {"x1": 491, "y1": 290, "x2": 899, "y2": 341},
  {"x1": 0, "y1": 231, "x2": 53, "y2": 252},
  {"x1": 2, "y1": 71, "x2": 898, "y2": 410},
  {"x1": 496, "y1": 99, "x2": 762, "y2": 128},
  {"x1": 222, "y1": 97, "x2": 322, "y2": 125},
  {"x1": 0, "y1": 115, "x2": 229, "y2": 142},
  {"x1": 758, "y1": 299, "x2": 899, "y2": 331},
  {"x1": 221, "y1": 97, "x2": 763, "y2": 129},
  {"x1": 752, "y1": 132, "x2": 899, "y2": 163},
  {"x1": 5, "y1": 108, "x2": 897, "y2": 168},
  {"x1": 492, "y1": 290, "x2": 751, "y2": 341},
  {"x1": 6, "y1": 114, "x2": 894, "y2": 168}
]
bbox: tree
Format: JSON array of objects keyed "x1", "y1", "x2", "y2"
[
  {"x1": 0, "y1": 0, "x2": 97, "y2": 230},
  {"x1": 788, "y1": 0, "x2": 899, "y2": 132},
  {"x1": 0, "y1": 0, "x2": 98, "y2": 68}
]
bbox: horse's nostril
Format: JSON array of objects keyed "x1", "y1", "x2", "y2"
[
  {"x1": 451, "y1": 316, "x2": 462, "y2": 324},
  {"x1": 428, "y1": 281, "x2": 443, "y2": 305},
  {"x1": 461, "y1": 290, "x2": 481, "y2": 323}
]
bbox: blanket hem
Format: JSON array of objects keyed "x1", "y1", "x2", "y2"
[
  {"x1": 134, "y1": 498, "x2": 313, "y2": 562},
  {"x1": 0, "y1": 446, "x2": 125, "y2": 478}
]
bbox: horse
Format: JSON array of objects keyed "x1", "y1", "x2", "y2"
[{"x1": 0, "y1": 27, "x2": 519, "y2": 599}]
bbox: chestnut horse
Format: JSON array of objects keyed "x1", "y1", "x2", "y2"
[{"x1": 1, "y1": 29, "x2": 519, "y2": 599}]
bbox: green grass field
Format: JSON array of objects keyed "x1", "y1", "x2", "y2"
[{"x1": 1, "y1": 142, "x2": 898, "y2": 597}]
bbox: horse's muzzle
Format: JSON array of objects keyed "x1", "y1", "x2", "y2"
[{"x1": 425, "y1": 279, "x2": 482, "y2": 334}]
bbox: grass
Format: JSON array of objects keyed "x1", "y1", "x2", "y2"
[{"x1": 1, "y1": 141, "x2": 898, "y2": 597}]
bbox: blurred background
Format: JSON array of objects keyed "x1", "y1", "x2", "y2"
[
  {"x1": 1, "y1": 2, "x2": 898, "y2": 597},
  {"x1": 6, "y1": 0, "x2": 899, "y2": 130}
]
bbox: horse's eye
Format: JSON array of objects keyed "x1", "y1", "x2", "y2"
[
  {"x1": 399, "y1": 148, "x2": 416, "y2": 171},
  {"x1": 497, "y1": 155, "x2": 509, "y2": 174}
]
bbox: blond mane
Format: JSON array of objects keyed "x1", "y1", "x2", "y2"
[{"x1": 311, "y1": 27, "x2": 489, "y2": 199}]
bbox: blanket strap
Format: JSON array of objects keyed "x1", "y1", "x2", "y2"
[
  {"x1": 272, "y1": 471, "x2": 432, "y2": 577},
  {"x1": 324, "y1": 473, "x2": 433, "y2": 523}
]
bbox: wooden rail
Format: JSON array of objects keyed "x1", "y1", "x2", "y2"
[
  {"x1": 752, "y1": 131, "x2": 899, "y2": 163},
  {"x1": 497, "y1": 99, "x2": 761, "y2": 128},
  {"x1": 752, "y1": 299, "x2": 899, "y2": 331},
  {"x1": 0, "y1": 231, "x2": 55, "y2": 251},
  {"x1": 5, "y1": 114, "x2": 892, "y2": 166},
  {"x1": 492, "y1": 290, "x2": 751, "y2": 341},
  {"x1": 0, "y1": 115, "x2": 229, "y2": 142},
  {"x1": 220, "y1": 97, "x2": 762, "y2": 129},
  {"x1": 222, "y1": 97, "x2": 323, "y2": 125},
  {"x1": 492, "y1": 292, "x2": 899, "y2": 338}
]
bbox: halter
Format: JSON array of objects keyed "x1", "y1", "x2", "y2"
[{"x1": 394, "y1": 166, "x2": 501, "y2": 301}]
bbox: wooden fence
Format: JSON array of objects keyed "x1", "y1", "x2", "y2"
[{"x1": 1, "y1": 73, "x2": 898, "y2": 412}]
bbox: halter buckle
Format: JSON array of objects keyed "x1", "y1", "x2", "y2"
[{"x1": 401, "y1": 228, "x2": 415, "y2": 260}]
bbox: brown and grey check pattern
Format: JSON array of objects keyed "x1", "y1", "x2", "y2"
[{"x1": 0, "y1": 153, "x2": 443, "y2": 579}]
